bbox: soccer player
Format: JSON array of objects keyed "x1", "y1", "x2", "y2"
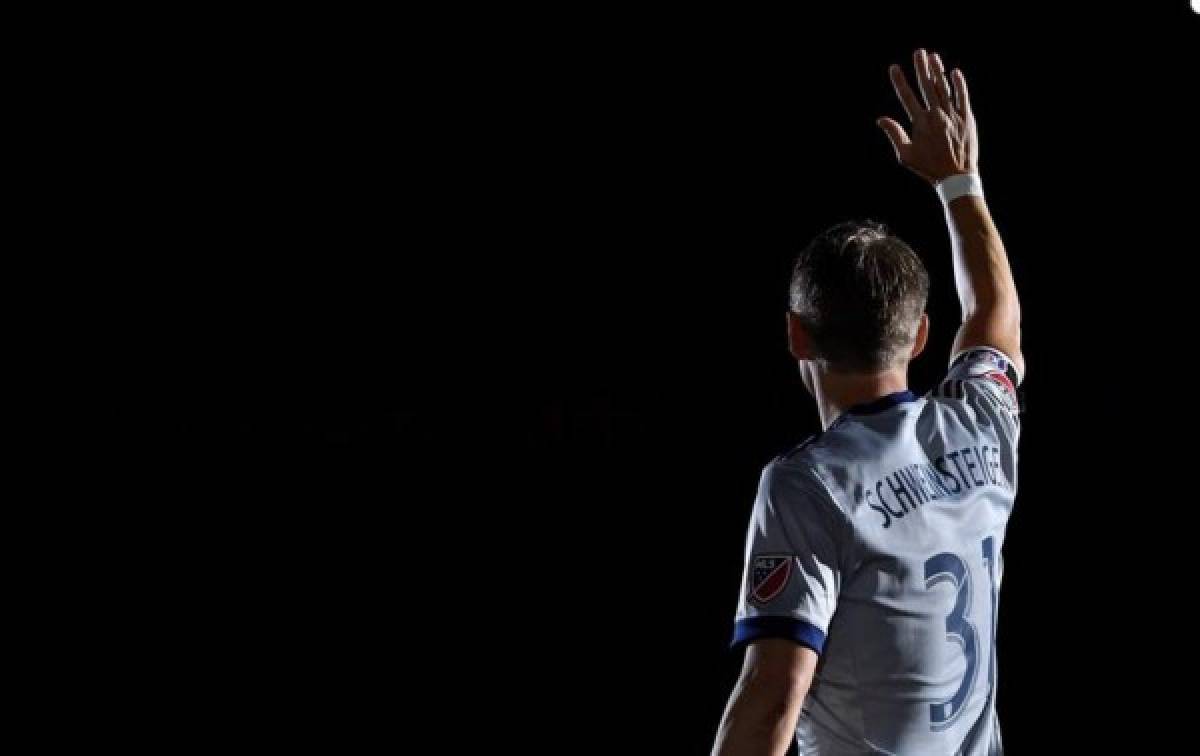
[{"x1": 711, "y1": 50, "x2": 1023, "y2": 756}]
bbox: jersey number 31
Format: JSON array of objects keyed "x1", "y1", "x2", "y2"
[{"x1": 924, "y1": 536, "x2": 998, "y2": 731}]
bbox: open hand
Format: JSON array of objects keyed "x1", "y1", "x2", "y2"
[{"x1": 877, "y1": 49, "x2": 979, "y2": 184}]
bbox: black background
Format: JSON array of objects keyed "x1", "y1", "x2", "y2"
[{"x1": 177, "y1": 5, "x2": 1198, "y2": 753}]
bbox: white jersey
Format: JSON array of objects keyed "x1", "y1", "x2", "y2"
[{"x1": 733, "y1": 347, "x2": 1022, "y2": 756}]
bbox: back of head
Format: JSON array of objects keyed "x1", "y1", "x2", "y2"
[{"x1": 789, "y1": 221, "x2": 930, "y2": 373}]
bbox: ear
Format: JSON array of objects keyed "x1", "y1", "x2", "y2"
[
  {"x1": 787, "y1": 312, "x2": 814, "y2": 361},
  {"x1": 910, "y1": 313, "x2": 930, "y2": 360}
]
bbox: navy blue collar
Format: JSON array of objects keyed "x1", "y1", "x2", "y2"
[
  {"x1": 826, "y1": 390, "x2": 918, "y2": 431},
  {"x1": 842, "y1": 390, "x2": 918, "y2": 417},
  {"x1": 787, "y1": 391, "x2": 919, "y2": 456}
]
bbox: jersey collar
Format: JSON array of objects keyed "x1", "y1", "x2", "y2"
[{"x1": 841, "y1": 390, "x2": 919, "y2": 418}]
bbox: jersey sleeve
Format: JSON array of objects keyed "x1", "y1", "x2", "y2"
[
  {"x1": 731, "y1": 460, "x2": 848, "y2": 655},
  {"x1": 937, "y1": 346, "x2": 1022, "y2": 434}
]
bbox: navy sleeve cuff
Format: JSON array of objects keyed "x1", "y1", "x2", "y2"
[{"x1": 731, "y1": 616, "x2": 826, "y2": 654}]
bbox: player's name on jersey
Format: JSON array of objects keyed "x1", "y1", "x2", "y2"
[{"x1": 863, "y1": 445, "x2": 1010, "y2": 529}]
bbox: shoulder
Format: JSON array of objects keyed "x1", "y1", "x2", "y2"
[
  {"x1": 759, "y1": 441, "x2": 846, "y2": 521},
  {"x1": 946, "y1": 346, "x2": 1022, "y2": 392},
  {"x1": 933, "y1": 346, "x2": 1022, "y2": 421},
  {"x1": 777, "y1": 433, "x2": 825, "y2": 464}
]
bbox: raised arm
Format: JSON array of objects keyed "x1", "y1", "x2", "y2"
[{"x1": 877, "y1": 49, "x2": 1024, "y2": 379}]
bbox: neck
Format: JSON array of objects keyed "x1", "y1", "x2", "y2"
[{"x1": 806, "y1": 364, "x2": 911, "y2": 430}]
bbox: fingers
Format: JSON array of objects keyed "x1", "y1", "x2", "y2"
[
  {"x1": 930, "y1": 53, "x2": 954, "y2": 112},
  {"x1": 889, "y1": 64, "x2": 923, "y2": 122},
  {"x1": 952, "y1": 67, "x2": 971, "y2": 118},
  {"x1": 913, "y1": 49, "x2": 937, "y2": 110},
  {"x1": 876, "y1": 117, "x2": 911, "y2": 161}
]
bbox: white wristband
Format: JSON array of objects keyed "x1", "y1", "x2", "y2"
[{"x1": 935, "y1": 173, "x2": 984, "y2": 204}]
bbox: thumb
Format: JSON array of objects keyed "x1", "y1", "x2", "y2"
[{"x1": 876, "y1": 117, "x2": 910, "y2": 160}]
